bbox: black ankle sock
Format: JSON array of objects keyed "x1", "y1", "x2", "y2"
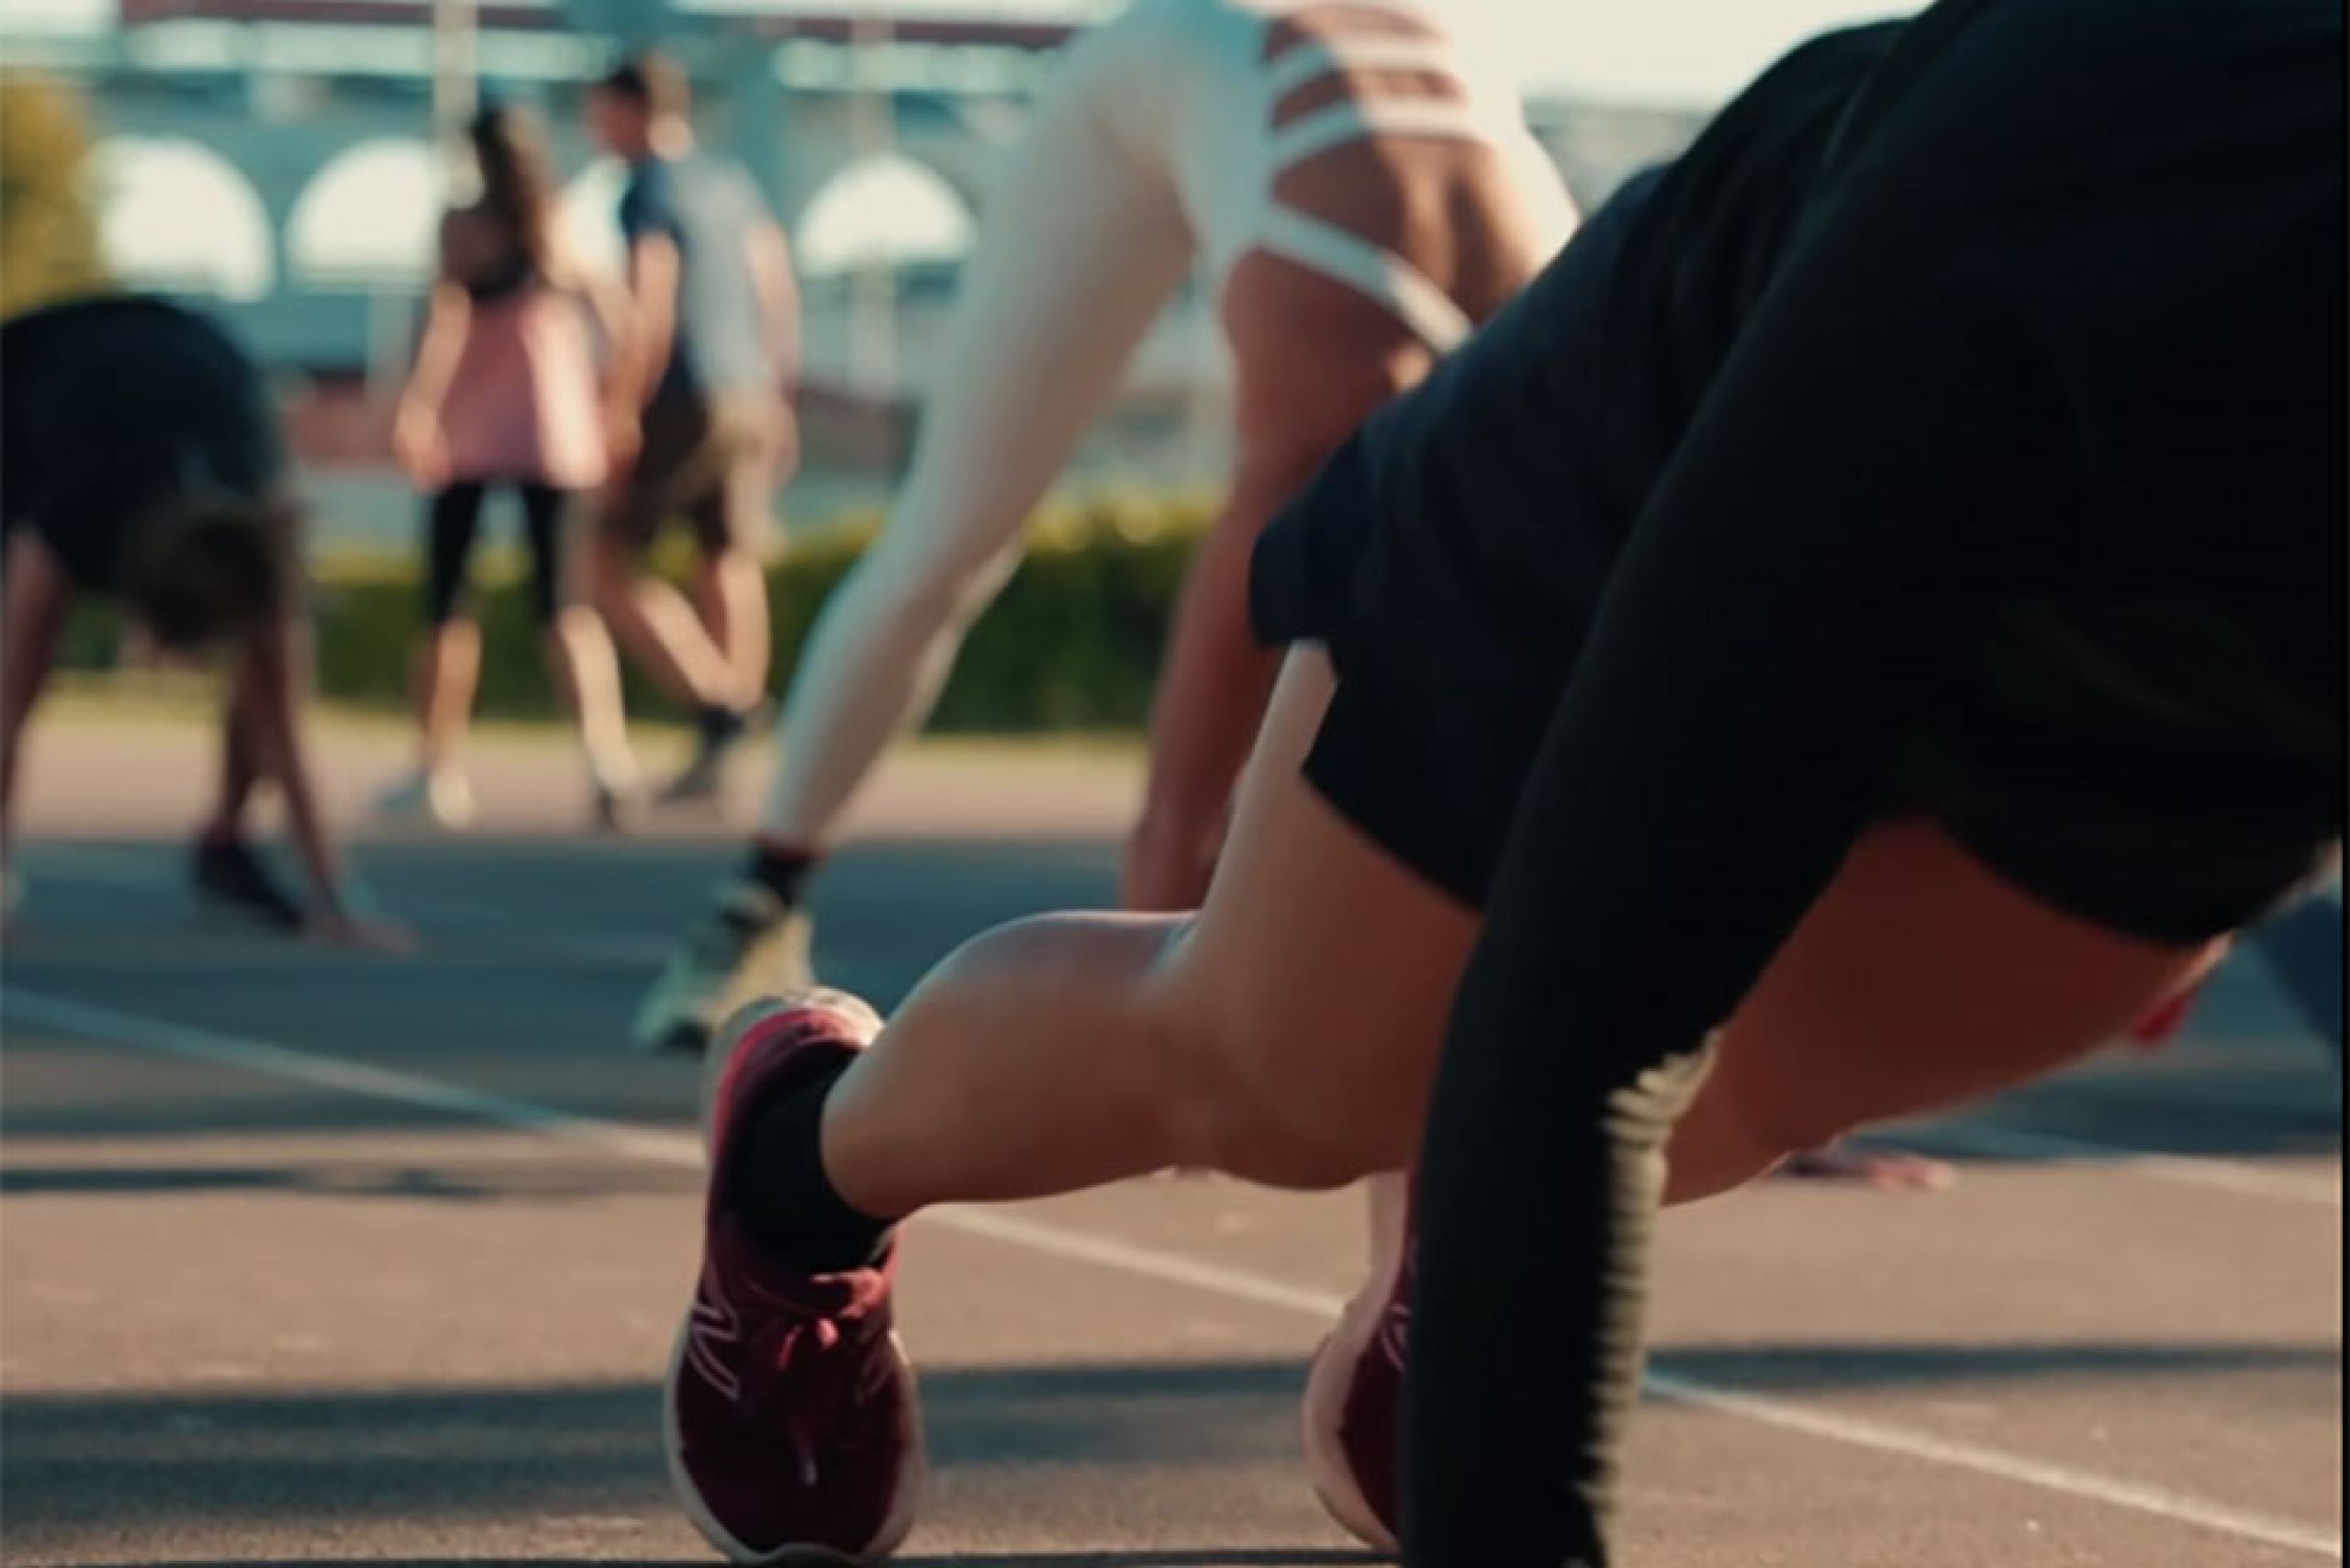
[
  {"x1": 744, "y1": 843, "x2": 822, "y2": 908},
  {"x1": 733, "y1": 1060, "x2": 893, "y2": 1272},
  {"x1": 697, "y1": 703, "x2": 747, "y2": 746}
]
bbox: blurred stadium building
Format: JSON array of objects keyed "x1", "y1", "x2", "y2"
[{"x1": 3, "y1": 0, "x2": 1704, "y2": 538}]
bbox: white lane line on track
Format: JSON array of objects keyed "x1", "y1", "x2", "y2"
[
  {"x1": 20, "y1": 847, "x2": 2343, "y2": 1211},
  {"x1": 17, "y1": 847, "x2": 670, "y2": 964},
  {"x1": 6, "y1": 984, "x2": 2340, "y2": 1560},
  {"x1": 1919, "y1": 1121, "x2": 2342, "y2": 1206},
  {"x1": 1639, "y1": 1370, "x2": 2341, "y2": 1559}
]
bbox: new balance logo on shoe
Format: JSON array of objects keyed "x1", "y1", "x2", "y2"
[{"x1": 686, "y1": 1268, "x2": 744, "y2": 1404}]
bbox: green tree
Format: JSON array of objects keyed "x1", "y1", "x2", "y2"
[{"x1": 0, "y1": 72, "x2": 111, "y2": 318}]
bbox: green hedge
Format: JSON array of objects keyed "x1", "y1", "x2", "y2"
[{"x1": 67, "y1": 494, "x2": 1218, "y2": 734}]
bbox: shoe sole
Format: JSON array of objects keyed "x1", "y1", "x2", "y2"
[
  {"x1": 373, "y1": 784, "x2": 476, "y2": 832},
  {"x1": 1300, "y1": 1171, "x2": 1408, "y2": 1555},
  {"x1": 667, "y1": 991, "x2": 923, "y2": 1564}
]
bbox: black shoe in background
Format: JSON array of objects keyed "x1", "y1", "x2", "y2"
[
  {"x1": 192, "y1": 835, "x2": 305, "y2": 931},
  {"x1": 661, "y1": 701, "x2": 762, "y2": 805}
]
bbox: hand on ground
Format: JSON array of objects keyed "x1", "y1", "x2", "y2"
[{"x1": 1779, "y1": 1143, "x2": 1957, "y2": 1192}]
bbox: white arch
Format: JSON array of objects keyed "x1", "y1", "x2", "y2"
[
  {"x1": 90, "y1": 136, "x2": 274, "y2": 302},
  {"x1": 796, "y1": 152, "x2": 975, "y2": 277},
  {"x1": 287, "y1": 138, "x2": 446, "y2": 287}
]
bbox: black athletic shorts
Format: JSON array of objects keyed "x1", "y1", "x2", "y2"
[
  {"x1": 1250, "y1": 1, "x2": 2344, "y2": 945},
  {"x1": 1, "y1": 296, "x2": 284, "y2": 593}
]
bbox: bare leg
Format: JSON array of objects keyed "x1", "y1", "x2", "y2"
[
  {"x1": 206, "y1": 673, "x2": 270, "y2": 838},
  {"x1": 793, "y1": 2, "x2": 1587, "y2": 1227},
  {"x1": 542, "y1": 505, "x2": 640, "y2": 790},
  {"x1": 694, "y1": 543, "x2": 770, "y2": 710},
  {"x1": 824, "y1": 721, "x2": 2223, "y2": 1224},
  {"x1": 544, "y1": 607, "x2": 638, "y2": 790},
  {"x1": 1124, "y1": 483, "x2": 1284, "y2": 909},
  {"x1": 1318, "y1": 843, "x2": 2211, "y2": 1551},
  {"x1": 589, "y1": 531, "x2": 735, "y2": 711},
  {"x1": 411, "y1": 618, "x2": 481, "y2": 773},
  {"x1": 1664, "y1": 819, "x2": 2229, "y2": 1204},
  {"x1": 1128, "y1": 255, "x2": 1436, "y2": 911},
  {"x1": 187, "y1": 669, "x2": 309, "y2": 931},
  {"x1": 821, "y1": 648, "x2": 1482, "y2": 1215}
]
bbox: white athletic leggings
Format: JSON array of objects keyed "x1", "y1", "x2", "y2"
[
  {"x1": 759, "y1": 73, "x2": 1197, "y2": 844},
  {"x1": 760, "y1": 0, "x2": 1563, "y2": 846}
]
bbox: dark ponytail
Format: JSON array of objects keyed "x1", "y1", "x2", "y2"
[{"x1": 468, "y1": 101, "x2": 557, "y2": 275}]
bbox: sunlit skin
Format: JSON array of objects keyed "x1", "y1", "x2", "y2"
[{"x1": 1130, "y1": 95, "x2": 1564, "y2": 910}]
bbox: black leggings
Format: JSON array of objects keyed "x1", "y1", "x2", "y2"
[{"x1": 424, "y1": 480, "x2": 575, "y2": 629}]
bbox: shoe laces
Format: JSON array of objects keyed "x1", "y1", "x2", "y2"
[{"x1": 744, "y1": 1305, "x2": 874, "y2": 1485}]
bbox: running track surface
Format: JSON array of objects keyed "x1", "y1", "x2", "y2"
[{"x1": 3, "y1": 714, "x2": 2340, "y2": 1567}]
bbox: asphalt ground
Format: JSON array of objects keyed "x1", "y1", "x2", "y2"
[{"x1": 2, "y1": 712, "x2": 2340, "y2": 1567}]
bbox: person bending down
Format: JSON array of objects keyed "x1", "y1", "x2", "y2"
[
  {"x1": 2, "y1": 295, "x2": 410, "y2": 948},
  {"x1": 631, "y1": 0, "x2": 1576, "y2": 1052},
  {"x1": 646, "y1": 0, "x2": 2341, "y2": 1562}
]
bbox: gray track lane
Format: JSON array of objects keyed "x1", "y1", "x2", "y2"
[{"x1": 2, "y1": 831, "x2": 2340, "y2": 1568}]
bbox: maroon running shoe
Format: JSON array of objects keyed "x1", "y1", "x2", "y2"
[
  {"x1": 665, "y1": 990, "x2": 923, "y2": 1564},
  {"x1": 1301, "y1": 1170, "x2": 1410, "y2": 1552}
]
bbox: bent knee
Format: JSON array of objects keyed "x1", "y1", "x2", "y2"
[{"x1": 1666, "y1": 1058, "x2": 1850, "y2": 1204}]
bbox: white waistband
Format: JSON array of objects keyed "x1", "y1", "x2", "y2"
[
  {"x1": 1269, "y1": 95, "x2": 1512, "y2": 172},
  {"x1": 1262, "y1": 33, "x2": 1471, "y2": 101},
  {"x1": 1255, "y1": 204, "x2": 1473, "y2": 352}
]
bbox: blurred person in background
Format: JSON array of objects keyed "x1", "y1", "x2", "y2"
[
  {"x1": 2, "y1": 295, "x2": 408, "y2": 948},
  {"x1": 633, "y1": 0, "x2": 1577, "y2": 1053},
  {"x1": 583, "y1": 51, "x2": 800, "y2": 806},
  {"x1": 385, "y1": 102, "x2": 645, "y2": 832}
]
